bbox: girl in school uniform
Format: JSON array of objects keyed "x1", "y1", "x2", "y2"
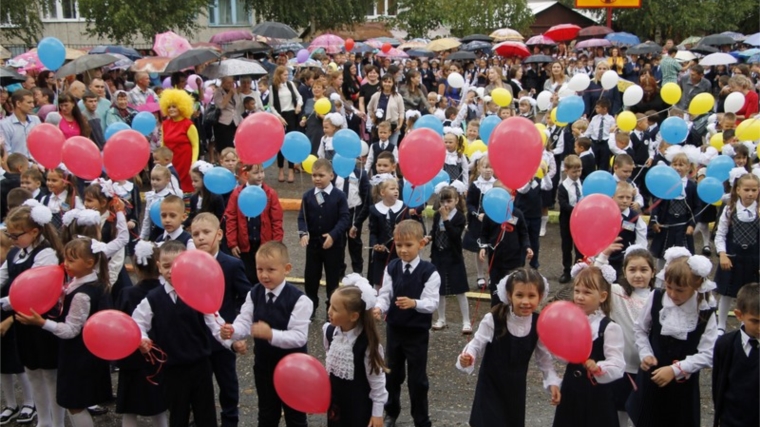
[
  {"x1": 317, "y1": 113, "x2": 345, "y2": 161},
  {"x1": 40, "y1": 166, "x2": 84, "y2": 229},
  {"x1": 714, "y1": 172, "x2": 760, "y2": 333},
  {"x1": 552, "y1": 264, "x2": 625, "y2": 427},
  {"x1": 323, "y1": 275, "x2": 388, "y2": 427},
  {"x1": 442, "y1": 127, "x2": 470, "y2": 186},
  {"x1": 16, "y1": 237, "x2": 112, "y2": 427},
  {"x1": 516, "y1": 162, "x2": 553, "y2": 270},
  {"x1": 115, "y1": 240, "x2": 168, "y2": 427},
  {"x1": 457, "y1": 268, "x2": 561, "y2": 427},
  {"x1": 139, "y1": 165, "x2": 176, "y2": 242},
  {"x1": 185, "y1": 161, "x2": 226, "y2": 227},
  {"x1": 626, "y1": 255, "x2": 718, "y2": 427},
  {"x1": 425, "y1": 183, "x2": 471, "y2": 333},
  {"x1": 368, "y1": 178, "x2": 415, "y2": 289},
  {"x1": 464, "y1": 153, "x2": 495, "y2": 290}
]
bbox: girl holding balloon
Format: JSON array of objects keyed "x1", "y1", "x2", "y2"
[
  {"x1": 184, "y1": 161, "x2": 225, "y2": 227},
  {"x1": 40, "y1": 166, "x2": 84, "y2": 229},
  {"x1": 317, "y1": 113, "x2": 345, "y2": 161},
  {"x1": 464, "y1": 153, "x2": 495, "y2": 291}
]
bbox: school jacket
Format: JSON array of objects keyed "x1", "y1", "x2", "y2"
[{"x1": 224, "y1": 183, "x2": 284, "y2": 253}]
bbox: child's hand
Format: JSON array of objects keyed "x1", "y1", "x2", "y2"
[
  {"x1": 251, "y1": 321, "x2": 273, "y2": 340},
  {"x1": 685, "y1": 225, "x2": 694, "y2": 236},
  {"x1": 422, "y1": 236, "x2": 431, "y2": 245},
  {"x1": 300, "y1": 235, "x2": 309, "y2": 247},
  {"x1": 15, "y1": 309, "x2": 44, "y2": 327},
  {"x1": 525, "y1": 248, "x2": 534, "y2": 262},
  {"x1": 459, "y1": 353, "x2": 474, "y2": 368},
  {"x1": 369, "y1": 416, "x2": 383, "y2": 427},
  {"x1": 479, "y1": 249, "x2": 487, "y2": 262},
  {"x1": 349, "y1": 227, "x2": 358, "y2": 239},
  {"x1": 322, "y1": 234, "x2": 333, "y2": 249},
  {"x1": 395, "y1": 297, "x2": 416, "y2": 310},
  {"x1": 439, "y1": 205, "x2": 450, "y2": 220},
  {"x1": 641, "y1": 356, "x2": 658, "y2": 371},
  {"x1": 550, "y1": 385, "x2": 561, "y2": 406},
  {"x1": 477, "y1": 213, "x2": 484, "y2": 222},
  {"x1": 372, "y1": 307, "x2": 383, "y2": 320},
  {"x1": 585, "y1": 359, "x2": 600, "y2": 375},
  {"x1": 139, "y1": 338, "x2": 152, "y2": 354},
  {"x1": 631, "y1": 202, "x2": 641, "y2": 212},
  {"x1": 373, "y1": 244, "x2": 387, "y2": 253},
  {"x1": 651, "y1": 366, "x2": 676, "y2": 387},
  {"x1": 232, "y1": 340, "x2": 248, "y2": 355},
  {"x1": 220, "y1": 324, "x2": 234, "y2": 340},
  {"x1": 602, "y1": 238, "x2": 624, "y2": 256},
  {"x1": 127, "y1": 220, "x2": 136, "y2": 230},
  {"x1": 230, "y1": 247, "x2": 241, "y2": 258},
  {"x1": 0, "y1": 317, "x2": 12, "y2": 337},
  {"x1": 409, "y1": 209, "x2": 418, "y2": 216},
  {"x1": 652, "y1": 223, "x2": 661, "y2": 233},
  {"x1": 719, "y1": 253, "x2": 733, "y2": 270},
  {"x1": 645, "y1": 158, "x2": 653, "y2": 167}
]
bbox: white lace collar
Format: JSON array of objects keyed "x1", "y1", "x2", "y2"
[
  {"x1": 326, "y1": 324, "x2": 363, "y2": 380},
  {"x1": 445, "y1": 151, "x2": 461, "y2": 165},
  {"x1": 474, "y1": 176, "x2": 495, "y2": 193},
  {"x1": 113, "y1": 180, "x2": 134, "y2": 197},
  {"x1": 659, "y1": 291, "x2": 706, "y2": 340},
  {"x1": 612, "y1": 284, "x2": 651, "y2": 326},
  {"x1": 507, "y1": 308, "x2": 534, "y2": 338},
  {"x1": 67, "y1": 271, "x2": 99, "y2": 294},
  {"x1": 374, "y1": 200, "x2": 404, "y2": 215}
]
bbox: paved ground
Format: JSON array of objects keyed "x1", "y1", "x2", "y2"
[{"x1": 3, "y1": 166, "x2": 732, "y2": 426}]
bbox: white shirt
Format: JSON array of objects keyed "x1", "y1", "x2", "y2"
[
  {"x1": 45, "y1": 189, "x2": 84, "y2": 213},
  {"x1": 165, "y1": 163, "x2": 183, "y2": 196},
  {"x1": 715, "y1": 201, "x2": 758, "y2": 253},
  {"x1": 227, "y1": 280, "x2": 313, "y2": 349},
  {"x1": 739, "y1": 327, "x2": 757, "y2": 357},
  {"x1": 335, "y1": 172, "x2": 363, "y2": 210},
  {"x1": 42, "y1": 272, "x2": 99, "y2": 339},
  {"x1": 317, "y1": 136, "x2": 334, "y2": 159},
  {"x1": 158, "y1": 228, "x2": 196, "y2": 250},
  {"x1": 0, "y1": 236, "x2": 59, "y2": 294},
  {"x1": 139, "y1": 187, "x2": 174, "y2": 239},
  {"x1": 364, "y1": 140, "x2": 399, "y2": 174},
  {"x1": 99, "y1": 211, "x2": 129, "y2": 285},
  {"x1": 455, "y1": 310, "x2": 561, "y2": 389},
  {"x1": 473, "y1": 176, "x2": 495, "y2": 194},
  {"x1": 322, "y1": 323, "x2": 388, "y2": 417},
  {"x1": 620, "y1": 207, "x2": 648, "y2": 247},
  {"x1": 375, "y1": 256, "x2": 440, "y2": 315},
  {"x1": 609, "y1": 283, "x2": 652, "y2": 373},
  {"x1": 314, "y1": 183, "x2": 334, "y2": 196},
  {"x1": 581, "y1": 310, "x2": 626, "y2": 384},
  {"x1": 562, "y1": 177, "x2": 583, "y2": 207},
  {"x1": 583, "y1": 113, "x2": 613, "y2": 141}
]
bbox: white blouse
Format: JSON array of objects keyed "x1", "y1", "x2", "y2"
[
  {"x1": 715, "y1": 201, "x2": 758, "y2": 254},
  {"x1": 42, "y1": 271, "x2": 99, "y2": 339}
]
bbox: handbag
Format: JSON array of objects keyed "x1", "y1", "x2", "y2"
[{"x1": 204, "y1": 104, "x2": 222, "y2": 126}]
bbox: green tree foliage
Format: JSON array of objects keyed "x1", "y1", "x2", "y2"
[
  {"x1": 0, "y1": 0, "x2": 45, "y2": 45},
  {"x1": 390, "y1": 0, "x2": 447, "y2": 38},
  {"x1": 249, "y1": 0, "x2": 374, "y2": 32}
]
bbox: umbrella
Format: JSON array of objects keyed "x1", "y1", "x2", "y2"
[
  {"x1": 576, "y1": 39, "x2": 612, "y2": 50},
  {"x1": 0, "y1": 46, "x2": 11, "y2": 60},
  {"x1": 627, "y1": 41, "x2": 662, "y2": 55},
  {"x1": 0, "y1": 67, "x2": 26, "y2": 85},
  {"x1": 674, "y1": 50, "x2": 697, "y2": 62},
  {"x1": 691, "y1": 44, "x2": 719, "y2": 55},
  {"x1": 7, "y1": 51, "x2": 42, "y2": 72},
  {"x1": 89, "y1": 45, "x2": 142, "y2": 61},
  {"x1": 309, "y1": 34, "x2": 345, "y2": 54},
  {"x1": 351, "y1": 43, "x2": 375, "y2": 54},
  {"x1": 739, "y1": 48, "x2": 760, "y2": 57},
  {"x1": 699, "y1": 34, "x2": 735, "y2": 46},
  {"x1": 490, "y1": 29, "x2": 523, "y2": 42},
  {"x1": 398, "y1": 39, "x2": 429, "y2": 50},
  {"x1": 578, "y1": 25, "x2": 613, "y2": 38},
  {"x1": 748, "y1": 54, "x2": 760, "y2": 63},
  {"x1": 367, "y1": 37, "x2": 403, "y2": 47},
  {"x1": 679, "y1": 36, "x2": 702, "y2": 47},
  {"x1": 108, "y1": 54, "x2": 134, "y2": 70},
  {"x1": 130, "y1": 56, "x2": 172, "y2": 73},
  {"x1": 288, "y1": 58, "x2": 322, "y2": 68},
  {"x1": 426, "y1": 38, "x2": 461, "y2": 52},
  {"x1": 55, "y1": 53, "x2": 118, "y2": 78},
  {"x1": 153, "y1": 31, "x2": 192, "y2": 57},
  {"x1": 252, "y1": 21, "x2": 298, "y2": 39},
  {"x1": 743, "y1": 32, "x2": 760, "y2": 47},
  {"x1": 164, "y1": 48, "x2": 221, "y2": 73},
  {"x1": 461, "y1": 41, "x2": 492, "y2": 52},
  {"x1": 605, "y1": 32, "x2": 640, "y2": 46},
  {"x1": 699, "y1": 52, "x2": 737, "y2": 66},
  {"x1": 524, "y1": 54, "x2": 554, "y2": 64},
  {"x1": 460, "y1": 34, "x2": 493, "y2": 43},
  {"x1": 526, "y1": 35, "x2": 556, "y2": 46},
  {"x1": 27, "y1": 47, "x2": 86, "y2": 60},
  {"x1": 720, "y1": 31, "x2": 745, "y2": 41},
  {"x1": 272, "y1": 42, "x2": 303, "y2": 54},
  {"x1": 191, "y1": 42, "x2": 222, "y2": 51},
  {"x1": 493, "y1": 41, "x2": 530, "y2": 58},
  {"x1": 544, "y1": 24, "x2": 581, "y2": 42},
  {"x1": 447, "y1": 51, "x2": 477, "y2": 61},
  {"x1": 209, "y1": 30, "x2": 254, "y2": 44},
  {"x1": 204, "y1": 58, "x2": 267, "y2": 78},
  {"x1": 377, "y1": 48, "x2": 409, "y2": 59},
  {"x1": 225, "y1": 40, "x2": 271, "y2": 55},
  {"x1": 406, "y1": 49, "x2": 435, "y2": 58}
]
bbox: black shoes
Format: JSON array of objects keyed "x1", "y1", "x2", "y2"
[{"x1": 559, "y1": 273, "x2": 572, "y2": 284}]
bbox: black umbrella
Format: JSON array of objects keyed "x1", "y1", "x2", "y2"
[
  {"x1": 462, "y1": 41, "x2": 492, "y2": 52},
  {"x1": 627, "y1": 42, "x2": 662, "y2": 55},
  {"x1": 252, "y1": 21, "x2": 298, "y2": 39},
  {"x1": 407, "y1": 49, "x2": 435, "y2": 58},
  {"x1": 461, "y1": 34, "x2": 492, "y2": 43},
  {"x1": 691, "y1": 44, "x2": 719, "y2": 55},
  {"x1": 271, "y1": 42, "x2": 303, "y2": 54},
  {"x1": 699, "y1": 34, "x2": 735, "y2": 46},
  {"x1": 524, "y1": 54, "x2": 554, "y2": 64},
  {"x1": 165, "y1": 48, "x2": 222, "y2": 73},
  {"x1": 448, "y1": 51, "x2": 477, "y2": 61},
  {"x1": 351, "y1": 43, "x2": 375, "y2": 54},
  {"x1": 55, "y1": 54, "x2": 119, "y2": 78},
  {"x1": 89, "y1": 45, "x2": 142, "y2": 61},
  {"x1": 225, "y1": 40, "x2": 271, "y2": 55},
  {"x1": 0, "y1": 67, "x2": 26, "y2": 85}
]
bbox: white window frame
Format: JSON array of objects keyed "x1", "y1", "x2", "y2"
[
  {"x1": 208, "y1": 0, "x2": 251, "y2": 27},
  {"x1": 41, "y1": 0, "x2": 84, "y2": 22},
  {"x1": 366, "y1": 0, "x2": 397, "y2": 18}
]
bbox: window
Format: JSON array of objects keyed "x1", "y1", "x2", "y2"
[
  {"x1": 367, "y1": 0, "x2": 397, "y2": 17},
  {"x1": 42, "y1": 0, "x2": 81, "y2": 21},
  {"x1": 208, "y1": 0, "x2": 249, "y2": 26}
]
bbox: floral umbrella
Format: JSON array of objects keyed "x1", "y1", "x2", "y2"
[
  {"x1": 8, "y1": 51, "x2": 43, "y2": 72},
  {"x1": 108, "y1": 53, "x2": 134, "y2": 70},
  {"x1": 490, "y1": 28, "x2": 524, "y2": 42},
  {"x1": 308, "y1": 34, "x2": 345, "y2": 54},
  {"x1": 153, "y1": 31, "x2": 192, "y2": 57}
]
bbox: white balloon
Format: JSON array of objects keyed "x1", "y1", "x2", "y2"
[
  {"x1": 447, "y1": 72, "x2": 465, "y2": 89},
  {"x1": 623, "y1": 84, "x2": 644, "y2": 107},
  {"x1": 724, "y1": 92, "x2": 746, "y2": 114},
  {"x1": 536, "y1": 90, "x2": 553, "y2": 111},
  {"x1": 601, "y1": 70, "x2": 619, "y2": 90},
  {"x1": 360, "y1": 140, "x2": 369, "y2": 157},
  {"x1": 568, "y1": 73, "x2": 590, "y2": 91}
]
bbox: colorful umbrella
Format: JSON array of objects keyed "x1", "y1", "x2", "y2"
[
  {"x1": 153, "y1": 31, "x2": 192, "y2": 57},
  {"x1": 367, "y1": 37, "x2": 403, "y2": 47},
  {"x1": 744, "y1": 33, "x2": 760, "y2": 47},
  {"x1": 89, "y1": 45, "x2": 142, "y2": 61},
  {"x1": 309, "y1": 34, "x2": 345, "y2": 54},
  {"x1": 364, "y1": 40, "x2": 383, "y2": 49},
  {"x1": 108, "y1": 54, "x2": 134, "y2": 70},
  {"x1": 426, "y1": 38, "x2": 461, "y2": 52},
  {"x1": 748, "y1": 53, "x2": 760, "y2": 63},
  {"x1": 699, "y1": 52, "x2": 737, "y2": 66},
  {"x1": 130, "y1": 57, "x2": 172, "y2": 73},
  {"x1": 526, "y1": 35, "x2": 556, "y2": 46},
  {"x1": 576, "y1": 39, "x2": 612, "y2": 50},
  {"x1": 490, "y1": 29, "x2": 523, "y2": 42},
  {"x1": 493, "y1": 41, "x2": 530, "y2": 58},
  {"x1": 252, "y1": 22, "x2": 298, "y2": 39},
  {"x1": 578, "y1": 25, "x2": 613, "y2": 38},
  {"x1": 605, "y1": 32, "x2": 640, "y2": 46},
  {"x1": 209, "y1": 30, "x2": 254, "y2": 44},
  {"x1": 191, "y1": 42, "x2": 222, "y2": 51},
  {"x1": 398, "y1": 39, "x2": 429, "y2": 50},
  {"x1": 544, "y1": 24, "x2": 581, "y2": 42},
  {"x1": 8, "y1": 51, "x2": 43, "y2": 72},
  {"x1": 377, "y1": 48, "x2": 409, "y2": 59},
  {"x1": 461, "y1": 34, "x2": 493, "y2": 43}
]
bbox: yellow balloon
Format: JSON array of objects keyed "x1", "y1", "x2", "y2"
[
  {"x1": 314, "y1": 98, "x2": 332, "y2": 115},
  {"x1": 465, "y1": 140, "x2": 487, "y2": 157},
  {"x1": 713, "y1": 199, "x2": 723, "y2": 207},
  {"x1": 536, "y1": 160, "x2": 547, "y2": 179},
  {"x1": 302, "y1": 154, "x2": 318, "y2": 174},
  {"x1": 492, "y1": 88, "x2": 512, "y2": 107},
  {"x1": 660, "y1": 83, "x2": 681, "y2": 105},
  {"x1": 550, "y1": 108, "x2": 568, "y2": 127},
  {"x1": 535, "y1": 123, "x2": 548, "y2": 146},
  {"x1": 616, "y1": 111, "x2": 637, "y2": 132},
  {"x1": 736, "y1": 118, "x2": 760, "y2": 141},
  {"x1": 688, "y1": 93, "x2": 715, "y2": 116},
  {"x1": 710, "y1": 132, "x2": 724, "y2": 150}
]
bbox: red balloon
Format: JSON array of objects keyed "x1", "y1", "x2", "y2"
[
  {"x1": 8, "y1": 265, "x2": 65, "y2": 316},
  {"x1": 62, "y1": 136, "x2": 103, "y2": 180},
  {"x1": 570, "y1": 194, "x2": 622, "y2": 257},
  {"x1": 83, "y1": 310, "x2": 141, "y2": 361},
  {"x1": 398, "y1": 128, "x2": 445, "y2": 186},
  {"x1": 170, "y1": 250, "x2": 224, "y2": 314},
  {"x1": 27, "y1": 124, "x2": 65, "y2": 169},
  {"x1": 235, "y1": 112, "x2": 285, "y2": 164},
  {"x1": 345, "y1": 38, "x2": 355, "y2": 51},
  {"x1": 488, "y1": 117, "x2": 543, "y2": 190},
  {"x1": 274, "y1": 353, "x2": 330, "y2": 413},
  {"x1": 537, "y1": 301, "x2": 592, "y2": 364},
  {"x1": 381, "y1": 43, "x2": 392, "y2": 53},
  {"x1": 103, "y1": 129, "x2": 150, "y2": 181}
]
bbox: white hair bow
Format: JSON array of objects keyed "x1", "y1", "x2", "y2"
[
  {"x1": 23, "y1": 199, "x2": 53, "y2": 226},
  {"x1": 192, "y1": 160, "x2": 214, "y2": 175},
  {"x1": 77, "y1": 209, "x2": 102, "y2": 227},
  {"x1": 134, "y1": 240, "x2": 156, "y2": 266},
  {"x1": 443, "y1": 126, "x2": 463, "y2": 137},
  {"x1": 496, "y1": 272, "x2": 551, "y2": 304},
  {"x1": 325, "y1": 112, "x2": 344, "y2": 127},
  {"x1": 341, "y1": 273, "x2": 377, "y2": 310},
  {"x1": 62, "y1": 209, "x2": 81, "y2": 227},
  {"x1": 405, "y1": 110, "x2": 421, "y2": 120},
  {"x1": 571, "y1": 261, "x2": 617, "y2": 284},
  {"x1": 92, "y1": 178, "x2": 116, "y2": 198},
  {"x1": 729, "y1": 167, "x2": 748, "y2": 186},
  {"x1": 370, "y1": 173, "x2": 395, "y2": 186}
]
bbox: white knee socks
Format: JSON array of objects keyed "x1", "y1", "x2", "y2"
[
  {"x1": 457, "y1": 294, "x2": 471, "y2": 327},
  {"x1": 618, "y1": 410, "x2": 630, "y2": 427},
  {"x1": 540, "y1": 215, "x2": 549, "y2": 235},
  {"x1": 17, "y1": 372, "x2": 33, "y2": 407},
  {"x1": 27, "y1": 368, "x2": 65, "y2": 427},
  {"x1": 475, "y1": 255, "x2": 487, "y2": 282},
  {"x1": 122, "y1": 414, "x2": 138, "y2": 427},
  {"x1": 68, "y1": 410, "x2": 94, "y2": 427},
  {"x1": 437, "y1": 297, "x2": 446, "y2": 323},
  {"x1": 718, "y1": 296, "x2": 734, "y2": 331},
  {"x1": 151, "y1": 411, "x2": 169, "y2": 427},
  {"x1": 694, "y1": 222, "x2": 711, "y2": 248},
  {"x1": 1, "y1": 374, "x2": 17, "y2": 408}
]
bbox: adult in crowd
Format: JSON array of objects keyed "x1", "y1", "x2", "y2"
[
  {"x1": 659, "y1": 47, "x2": 682, "y2": 85},
  {"x1": 213, "y1": 76, "x2": 244, "y2": 154},
  {"x1": 160, "y1": 89, "x2": 199, "y2": 193},
  {"x1": 593, "y1": 46, "x2": 607, "y2": 65},
  {"x1": 297, "y1": 70, "x2": 315, "y2": 103},
  {"x1": 508, "y1": 66, "x2": 525, "y2": 97},
  {"x1": 104, "y1": 90, "x2": 137, "y2": 127},
  {"x1": 301, "y1": 79, "x2": 331, "y2": 155},
  {"x1": 607, "y1": 47, "x2": 626, "y2": 76},
  {"x1": 439, "y1": 63, "x2": 463, "y2": 106},
  {"x1": 77, "y1": 79, "x2": 111, "y2": 126},
  {"x1": 35, "y1": 70, "x2": 57, "y2": 92},
  {"x1": 32, "y1": 87, "x2": 54, "y2": 112},
  {"x1": 0, "y1": 89, "x2": 40, "y2": 156},
  {"x1": 238, "y1": 76, "x2": 264, "y2": 112},
  {"x1": 420, "y1": 60, "x2": 437, "y2": 93},
  {"x1": 57, "y1": 93, "x2": 91, "y2": 140},
  {"x1": 583, "y1": 61, "x2": 623, "y2": 117},
  {"x1": 269, "y1": 65, "x2": 303, "y2": 183},
  {"x1": 128, "y1": 71, "x2": 157, "y2": 107},
  {"x1": 81, "y1": 91, "x2": 107, "y2": 148},
  {"x1": 21, "y1": 76, "x2": 35, "y2": 90},
  {"x1": 67, "y1": 81, "x2": 86, "y2": 101},
  {"x1": 368, "y1": 74, "x2": 405, "y2": 145},
  {"x1": 676, "y1": 65, "x2": 712, "y2": 111},
  {"x1": 324, "y1": 70, "x2": 344, "y2": 100},
  {"x1": 543, "y1": 61, "x2": 570, "y2": 94},
  {"x1": 630, "y1": 74, "x2": 667, "y2": 122},
  {"x1": 485, "y1": 66, "x2": 511, "y2": 97},
  {"x1": 729, "y1": 75, "x2": 759, "y2": 123},
  {"x1": 342, "y1": 62, "x2": 362, "y2": 106},
  {"x1": 358, "y1": 65, "x2": 381, "y2": 117},
  {"x1": 399, "y1": 69, "x2": 430, "y2": 113}
]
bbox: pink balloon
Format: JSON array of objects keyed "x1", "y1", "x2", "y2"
[
  {"x1": 27, "y1": 124, "x2": 65, "y2": 169},
  {"x1": 570, "y1": 194, "x2": 622, "y2": 258},
  {"x1": 162, "y1": 77, "x2": 172, "y2": 89},
  {"x1": 103, "y1": 129, "x2": 150, "y2": 181},
  {"x1": 489, "y1": 117, "x2": 544, "y2": 190},
  {"x1": 235, "y1": 112, "x2": 285, "y2": 164},
  {"x1": 274, "y1": 353, "x2": 330, "y2": 413},
  {"x1": 398, "y1": 128, "x2": 445, "y2": 186},
  {"x1": 187, "y1": 74, "x2": 202, "y2": 90},
  {"x1": 538, "y1": 301, "x2": 592, "y2": 364},
  {"x1": 83, "y1": 310, "x2": 141, "y2": 361},
  {"x1": 170, "y1": 250, "x2": 224, "y2": 314},
  {"x1": 62, "y1": 136, "x2": 103, "y2": 180},
  {"x1": 9, "y1": 265, "x2": 65, "y2": 316},
  {"x1": 203, "y1": 93, "x2": 212, "y2": 104}
]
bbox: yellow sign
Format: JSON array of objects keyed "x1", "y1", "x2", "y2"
[{"x1": 575, "y1": 0, "x2": 641, "y2": 8}]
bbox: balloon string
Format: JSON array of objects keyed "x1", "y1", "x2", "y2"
[
  {"x1": 467, "y1": 227, "x2": 506, "y2": 343},
  {"x1": 144, "y1": 344, "x2": 168, "y2": 386}
]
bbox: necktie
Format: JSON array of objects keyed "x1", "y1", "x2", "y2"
[
  {"x1": 749, "y1": 338, "x2": 758, "y2": 359},
  {"x1": 573, "y1": 182, "x2": 581, "y2": 202},
  {"x1": 597, "y1": 117, "x2": 605, "y2": 141},
  {"x1": 267, "y1": 292, "x2": 275, "y2": 304},
  {"x1": 404, "y1": 263, "x2": 412, "y2": 277}
]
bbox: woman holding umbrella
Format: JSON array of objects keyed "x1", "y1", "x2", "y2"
[{"x1": 269, "y1": 65, "x2": 302, "y2": 183}]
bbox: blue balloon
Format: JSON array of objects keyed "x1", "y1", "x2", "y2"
[
  {"x1": 149, "y1": 201, "x2": 164, "y2": 229},
  {"x1": 706, "y1": 155, "x2": 735, "y2": 182},
  {"x1": 582, "y1": 171, "x2": 617, "y2": 197},
  {"x1": 413, "y1": 115, "x2": 444, "y2": 136},
  {"x1": 333, "y1": 129, "x2": 361, "y2": 158},
  {"x1": 263, "y1": 156, "x2": 276, "y2": 169},
  {"x1": 238, "y1": 185, "x2": 267, "y2": 217},
  {"x1": 660, "y1": 117, "x2": 688, "y2": 144},
  {"x1": 403, "y1": 180, "x2": 433, "y2": 209},
  {"x1": 332, "y1": 154, "x2": 357, "y2": 178},
  {"x1": 645, "y1": 164, "x2": 683, "y2": 200},
  {"x1": 479, "y1": 115, "x2": 500, "y2": 145},
  {"x1": 37, "y1": 37, "x2": 66, "y2": 71},
  {"x1": 431, "y1": 169, "x2": 450, "y2": 188},
  {"x1": 697, "y1": 177, "x2": 724, "y2": 204},
  {"x1": 556, "y1": 95, "x2": 585, "y2": 124},
  {"x1": 482, "y1": 187, "x2": 513, "y2": 223},
  {"x1": 203, "y1": 166, "x2": 237, "y2": 195},
  {"x1": 282, "y1": 131, "x2": 311, "y2": 163},
  {"x1": 132, "y1": 111, "x2": 157, "y2": 136},
  {"x1": 105, "y1": 122, "x2": 130, "y2": 141}
]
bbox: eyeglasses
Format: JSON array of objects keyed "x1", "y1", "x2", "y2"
[{"x1": 3, "y1": 230, "x2": 28, "y2": 241}]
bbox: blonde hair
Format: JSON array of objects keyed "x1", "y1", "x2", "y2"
[
  {"x1": 394, "y1": 219, "x2": 423, "y2": 240},
  {"x1": 574, "y1": 267, "x2": 612, "y2": 316},
  {"x1": 159, "y1": 88, "x2": 194, "y2": 119},
  {"x1": 564, "y1": 154, "x2": 581, "y2": 169},
  {"x1": 256, "y1": 241, "x2": 290, "y2": 264}
]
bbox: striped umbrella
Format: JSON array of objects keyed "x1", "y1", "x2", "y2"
[{"x1": 490, "y1": 28, "x2": 523, "y2": 42}]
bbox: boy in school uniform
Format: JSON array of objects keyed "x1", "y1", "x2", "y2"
[
  {"x1": 558, "y1": 155, "x2": 584, "y2": 284},
  {"x1": 335, "y1": 161, "x2": 370, "y2": 277},
  {"x1": 155, "y1": 195, "x2": 195, "y2": 249},
  {"x1": 364, "y1": 121, "x2": 399, "y2": 176},
  {"x1": 220, "y1": 241, "x2": 313, "y2": 427},
  {"x1": 575, "y1": 137, "x2": 596, "y2": 182},
  {"x1": 191, "y1": 213, "x2": 253, "y2": 427},
  {"x1": 297, "y1": 159, "x2": 350, "y2": 317},
  {"x1": 601, "y1": 181, "x2": 648, "y2": 276},
  {"x1": 610, "y1": 154, "x2": 645, "y2": 211},
  {"x1": 0, "y1": 153, "x2": 27, "y2": 219},
  {"x1": 372, "y1": 220, "x2": 440, "y2": 427},
  {"x1": 712, "y1": 282, "x2": 759, "y2": 427},
  {"x1": 582, "y1": 98, "x2": 613, "y2": 171},
  {"x1": 20, "y1": 168, "x2": 48, "y2": 202},
  {"x1": 153, "y1": 146, "x2": 183, "y2": 195}
]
